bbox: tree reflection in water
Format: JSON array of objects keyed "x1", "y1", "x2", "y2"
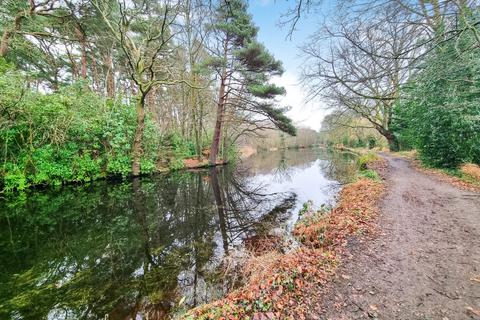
[
  {"x1": 0, "y1": 167, "x2": 296, "y2": 320},
  {"x1": 0, "y1": 149, "x2": 356, "y2": 319},
  {"x1": 316, "y1": 150, "x2": 358, "y2": 184}
]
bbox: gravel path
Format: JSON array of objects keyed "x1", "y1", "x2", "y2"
[{"x1": 319, "y1": 154, "x2": 480, "y2": 320}]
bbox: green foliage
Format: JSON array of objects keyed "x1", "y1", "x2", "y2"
[
  {"x1": 212, "y1": 0, "x2": 258, "y2": 46},
  {"x1": 367, "y1": 137, "x2": 376, "y2": 149},
  {"x1": 224, "y1": 142, "x2": 239, "y2": 163},
  {"x1": 0, "y1": 65, "x2": 165, "y2": 191},
  {"x1": 247, "y1": 83, "x2": 285, "y2": 98},
  {"x1": 358, "y1": 169, "x2": 380, "y2": 181},
  {"x1": 208, "y1": 0, "x2": 295, "y2": 139},
  {"x1": 258, "y1": 104, "x2": 296, "y2": 136},
  {"x1": 393, "y1": 23, "x2": 480, "y2": 168},
  {"x1": 238, "y1": 42, "x2": 283, "y2": 76},
  {"x1": 160, "y1": 132, "x2": 196, "y2": 170}
]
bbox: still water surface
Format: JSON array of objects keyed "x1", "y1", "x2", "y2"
[{"x1": 0, "y1": 149, "x2": 356, "y2": 320}]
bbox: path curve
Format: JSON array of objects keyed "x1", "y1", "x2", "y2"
[{"x1": 319, "y1": 154, "x2": 480, "y2": 319}]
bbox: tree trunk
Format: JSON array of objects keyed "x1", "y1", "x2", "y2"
[
  {"x1": 209, "y1": 74, "x2": 227, "y2": 165},
  {"x1": 147, "y1": 87, "x2": 160, "y2": 127},
  {"x1": 0, "y1": 29, "x2": 13, "y2": 57},
  {"x1": 105, "y1": 52, "x2": 115, "y2": 99},
  {"x1": 0, "y1": 14, "x2": 23, "y2": 57},
  {"x1": 385, "y1": 131, "x2": 399, "y2": 152},
  {"x1": 75, "y1": 25, "x2": 87, "y2": 80},
  {"x1": 192, "y1": 100, "x2": 200, "y2": 158},
  {"x1": 132, "y1": 95, "x2": 146, "y2": 176},
  {"x1": 66, "y1": 46, "x2": 78, "y2": 80},
  {"x1": 90, "y1": 51, "x2": 99, "y2": 92}
]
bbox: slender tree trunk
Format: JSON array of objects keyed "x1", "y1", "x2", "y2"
[
  {"x1": 147, "y1": 87, "x2": 160, "y2": 127},
  {"x1": 66, "y1": 46, "x2": 78, "y2": 80},
  {"x1": 105, "y1": 51, "x2": 115, "y2": 99},
  {"x1": 75, "y1": 25, "x2": 87, "y2": 79},
  {"x1": 209, "y1": 74, "x2": 227, "y2": 165},
  {"x1": 132, "y1": 94, "x2": 146, "y2": 176},
  {"x1": 90, "y1": 51, "x2": 99, "y2": 92},
  {"x1": 190, "y1": 91, "x2": 200, "y2": 158},
  {"x1": 198, "y1": 98, "x2": 204, "y2": 158},
  {"x1": 222, "y1": 121, "x2": 228, "y2": 160},
  {"x1": 0, "y1": 29, "x2": 13, "y2": 57}
]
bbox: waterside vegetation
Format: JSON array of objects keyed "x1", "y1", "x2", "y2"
[{"x1": 0, "y1": 0, "x2": 296, "y2": 193}]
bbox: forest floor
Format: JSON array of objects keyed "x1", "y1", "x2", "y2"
[{"x1": 318, "y1": 154, "x2": 480, "y2": 319}]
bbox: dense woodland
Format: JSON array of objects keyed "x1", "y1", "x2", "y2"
[
  {"x1": 0, "y1": 0, "x2": 296, "y2": 192},
  {"x1": 307, "y1": 0, "x2": 480, "y2": 168},
  {"x1": 1, "y1": 0, "x2": 479, "y2": 193}
]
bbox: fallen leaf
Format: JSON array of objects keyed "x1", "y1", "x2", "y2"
[{"x1": 466, "y1": 306, "x2": 480, "y2": 317}]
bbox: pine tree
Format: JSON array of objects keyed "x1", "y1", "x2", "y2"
[{"x1": 208, "y1": 0, "x2": 295, "y2": 165}]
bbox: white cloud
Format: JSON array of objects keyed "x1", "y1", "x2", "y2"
[{"x1": 272, "y1": 72, "x2": 329, "y2": 131}]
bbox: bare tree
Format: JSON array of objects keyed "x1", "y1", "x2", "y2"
[
  {"x1": 302, "y1": 4, "x2": 423, "y2": 149},
  {"x1": 93, "y1": 0, "x2": 191, "y2": 175}
]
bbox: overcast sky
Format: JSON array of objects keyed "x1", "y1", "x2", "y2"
[{"x1": 248, "y1": 0, "x2": 335, "y2": 131}]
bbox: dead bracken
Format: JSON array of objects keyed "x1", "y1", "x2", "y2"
[{"x1": 186, "y1": 177, "x2": 385, "y2": 320}]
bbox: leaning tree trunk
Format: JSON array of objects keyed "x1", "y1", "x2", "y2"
[
  {"x1": 384, "y1": 131, "x2": 399, "y2": 152},
  {"x1": 209, "y1": 74, "x2": 227, "y2": 165},
  {"x1": 132, "y1": 95, "x2": 146, "y2": 176}
]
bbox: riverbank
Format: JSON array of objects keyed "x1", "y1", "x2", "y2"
[
  {"x1": 185, "y1": 156, "x2": 386, "y2": 319},
  {"x1": 0, "y1": 154, "x2": 229, "y2": 194},
  {"x1": 332, "y1": 147, "x2": 480, "y2": 192}
]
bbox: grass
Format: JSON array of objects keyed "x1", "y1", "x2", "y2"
[
  {"x1": 357, "y1": 152, "x2": 379, "y2": 169},
  {"x1": 359, "y1": 169, "x2": 380, "y2": 181}
]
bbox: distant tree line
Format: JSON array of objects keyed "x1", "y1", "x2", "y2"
[
  {"x1": 242, "y1": 127, "x2": 319, "y2": 151},
  {"x1": 0, "y1": 0, "x2": 296, "y2": 192},
  {"x1": 318, "y1": 112, "x2": 386, "y2": 150}
]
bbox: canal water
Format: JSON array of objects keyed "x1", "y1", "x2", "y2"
[{"x1": 0, "y1": 148, "x2": 356, "y2": 320}]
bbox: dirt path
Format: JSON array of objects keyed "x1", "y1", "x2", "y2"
[{"x1": 319, "y1": 154, "x2": 480, "y2": 320}]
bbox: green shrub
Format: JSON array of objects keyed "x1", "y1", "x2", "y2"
[
  {"x1": 0, "y1": 64, "x2": 164, "y2": 191},
  {"x1": 355, "y1": 139, "x2": 367, "y2": 148},
  {"x1": 392, "y1": 26, "x2": 480, "y2": 168},
  {"x1": 357, "y1": 152, "x2": 378, "y2": 170}
]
